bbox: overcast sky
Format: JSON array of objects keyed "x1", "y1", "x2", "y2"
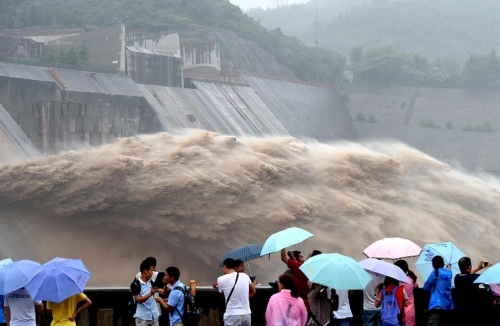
[{"x1": 229, "y1": 0, "x2": 309, "y2": 10}]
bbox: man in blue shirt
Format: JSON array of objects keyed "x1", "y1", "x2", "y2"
[
  {"x1": 423, "y1": 255, "x2": 454, "y2": 326},
  {"x1": 0, "y1": 295, "x2": 6, "y2": 326},
  {"x1": 156, "y1": 267, "x2": 185, "y2": 326},
  {"x1": 132, "y1": 259, "x2": 160, "y2": 326}
]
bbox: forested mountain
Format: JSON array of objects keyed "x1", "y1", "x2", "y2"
[
  {"x1": 249, "y1": 0, "x2": 500, "y2": 65},
  {"x1": 1, "y1": 0, "x2": 499, "y2": 90},
  {"x1": 0, "y1": 0, "x2": 346, "y2": 83}
]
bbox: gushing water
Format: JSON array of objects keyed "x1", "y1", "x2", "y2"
[{"x1": 1, "y1": 130, "x2": 499, "y2": 285}]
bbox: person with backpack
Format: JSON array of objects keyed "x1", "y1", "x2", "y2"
[
  {"x1": 422, "y1": 256, "x2": 453, "y2": 326},
  {"x1": 375, "y1": 277, "x2": 408, "y2": 326},
  {"x1": 394, "y1": 260, "x2": 417, "y2": 326},
  {"x1": 265, "y1": 274, "x2": 307, "y2": 326},
  {"x1": 218, "y1": 258, "x2": 256, "y2": 326},
  {"x1": 131, "y1": 259, "x2": 160, "y2": 326},
  {"x1": 155, "y1": 267, "x2": 196, "y2": 326}
]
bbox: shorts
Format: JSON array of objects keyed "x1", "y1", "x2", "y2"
[
  {"x1": 224, "y1": 314, "x2": 251, "y2": 326},
  {"x1": 135, "y1": 318, "x2": 159, "y2": 326}
]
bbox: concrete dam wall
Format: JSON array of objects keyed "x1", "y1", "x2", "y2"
[
  {"x1": 343, "y1": 83, "x2": 500, "y2": 132},
  {"x1": 0, "y1": 103, "x2": 40, "y2": 164},
  {"x1": 0, "y1": 62, "x2": 357, "y2": 154}
]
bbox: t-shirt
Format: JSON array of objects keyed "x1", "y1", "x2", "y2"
[
  {"x1": 131, "y1": 278, "x2": 159, "y2": 321},
  {"x1": 332, "y1": 290, "x2": 352, "y2": 319},
  {"x1": 363, "y1": 275, "x2": 383, "y2": 311},
  {"x1": 4, "y1": 289, "x2": 42, "y2": 326},
  {"x1": 454, "y1": 273, "x2": 481, "y2": 312},
  {"x1": 135, "y1": 272, "x2": 162, "y2": 316},
  {"x1": 47, "y1": 293, "x2": 87, "y2": 326},
  {"x1": 167, "y1": 281, "x2": 185, "y2": 326},
  {"x1": 217, "y1": 272, "x2": 251, "y2": 317},
  {"x1": 287, "y1": 259, "x2": 309, "y2": 300}
]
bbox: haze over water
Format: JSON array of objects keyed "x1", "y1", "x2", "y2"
[{"x1": 1, "y1": 130, "x2": 499, "y2": 284}]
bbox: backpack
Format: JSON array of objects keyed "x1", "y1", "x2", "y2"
[
  {"x1": 380, "y1": 286, "x2": 400, "y2": 326},
  {"x1": 127, "y1": 278, "x2": 141, "y2": 318},
  {"x1": 173, "y1": 286, "x2": 202, "y2": 326}
]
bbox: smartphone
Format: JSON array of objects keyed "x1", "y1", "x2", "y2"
[
  {"x1": 483, "y1": 261, "x2": 489, "y2": 267},
  {"x1": 250, "y1": 276, "x2": 256, "y2": 282}
]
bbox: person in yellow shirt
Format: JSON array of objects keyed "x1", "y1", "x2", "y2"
[{"x1": 46, "y1": 293, "x2": 92, "y2": 326}]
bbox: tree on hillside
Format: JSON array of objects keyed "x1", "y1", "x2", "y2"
[
  {"x1": 65, "y1": 47, "x2": 79, "y2": 65},
  {"x1": 428, "y1": 67, "x2": 451, "y2": 86},
  {"x1": 57, "y1": 49, "x2": 67, "y2": 64},
  {"x1": 462, "y1": 51, "x2": 500, "y2": 90},
  {"x1": 79, "y1": 42, "x2": 90, "y2": 66},
  {"x1": 352, "y1": 46, "x2": 409, "y2": 84},
  {"x1": 29, "y1": 5, "x2": 40, "y2": 26},
  {"x1": 45, "y1": 53, "x2": 56, "y2": 63}
]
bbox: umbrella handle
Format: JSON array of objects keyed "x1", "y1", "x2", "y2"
[{"x1": 247, "y1": 262, "x2": 253, "y2": 276}]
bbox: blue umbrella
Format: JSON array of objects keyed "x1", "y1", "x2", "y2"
[
  {"x1": 0, "y1": 258, "x2": 13, "y2": 269},
  {"x1": 260, "y1": 227, "x2": 313, "y2": 256},
  {"x1": 299, "y1": 253, "x2": 372, "y2": 290},
  {"x1": 415, "y1": 242, "x2": 466, "y2": 286},
  {"x1": 219, "y1": 244, "x2": 263, "y2": 267},
  {"x1": 474, "y1": 263, "x2": 500, "y2": 284},
  {"x1": 25, "y1": 257, "x2": 91, "y2": 303},
  {"x1": 0, "y1": 260, "x2": 41, "y2": 295}
]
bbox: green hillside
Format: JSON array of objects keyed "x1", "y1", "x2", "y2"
[
  {"x1": 0, "y1": 0, "x2": 346, "y2": 83},
  {"x1": 249, "y1": 0, "x2": 500, "y2": 65}
]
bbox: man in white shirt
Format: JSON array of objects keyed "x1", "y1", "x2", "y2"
[
  {"x1": 217, "y1": 258, "x2": 256, "y2": 326},
  {"x1": 329, "y1": 289, "x2": 352, "y2": 326},
  {"x1": 362, "y1": 275, "x2": 383, "y2": 326},
  {"x1": 4, "y1": 288, "x2": 43, "y2": 326}
]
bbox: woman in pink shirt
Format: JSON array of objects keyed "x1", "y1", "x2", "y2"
[
  {"x1": 395, "y1": 260, "x2": 418, "y2": 326},
  {"x1": 266, "y1": 274, "x2": 308, "y2": 326}
]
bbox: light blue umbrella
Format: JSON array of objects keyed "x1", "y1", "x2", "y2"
[
  {"x1": 260, "y1": 227, "x2": 313, "y2": 256},
  {"x1": 0, "y1": 258, "x2": 13, "y2": 269},
  {"x1": 415, "y1": 242, "x2": 466, "y2": 286},
  {"x1": 0, "y1": 260, "x2": 41, "y2": 295},
  {"x1": 299, "y1": 253, "x2": 372, "y2": 290},
  {"x1": 25, "y1": 257, "x2": 91, "y2": 303},
  {"x1": 474, "y1": 263, "x2": 500, "y2": 284},
  {"x1": 219, "y1": 244, "x2": 263, "y2": 267}
]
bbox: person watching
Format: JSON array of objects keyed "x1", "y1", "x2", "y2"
[
  {"x1": 217, "y1": 258, "x2": 256, "y2": 326},
  {"x1": 454, "y1": 257, "x2": 493, "y2": 325},
  {"x1": 131, "y1": 259, "x2": 160, "y2": 326},
  {"x1": 422, "y1": 256, "x2": 454, "y2": 326}
]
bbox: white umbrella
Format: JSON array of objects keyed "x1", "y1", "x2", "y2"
[{"x1": 359, "y1": 258, "x2": 410, "y2": 284}]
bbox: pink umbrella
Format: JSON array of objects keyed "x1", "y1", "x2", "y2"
[{"x1": 363, "y1": 237, "x2": 422, "y2": 260}]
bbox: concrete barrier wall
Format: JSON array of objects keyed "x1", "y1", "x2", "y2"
[
  {"x1": 355, "y1": 121, "x2": 500, "y2": 172},
  {"x1": 138, "y1": 81, "x2": 289, "y2": 137},
  {"x1": 0, "y1": 103, "x2": 40, "y2": 164},
  {"x1": 39, "y1": 287, "x2": 497, "y2": 326},
  {"x1": 246, "y1": 76, "x2": 360, "y2": 141},
  {"x1": 0, "y1": 63, "x2": 144, "y2": 154},
  {"x1": 343, "y1": 84, "x2": 500, "y2": 133}
]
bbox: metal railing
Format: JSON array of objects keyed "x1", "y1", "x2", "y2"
[{"x1": 0, "y1": 57, "x2": 126, "y2": 76}]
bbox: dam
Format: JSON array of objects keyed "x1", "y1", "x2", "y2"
[{"x1": 2, "y1": 59, "x2": 500, "y2": 286}]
